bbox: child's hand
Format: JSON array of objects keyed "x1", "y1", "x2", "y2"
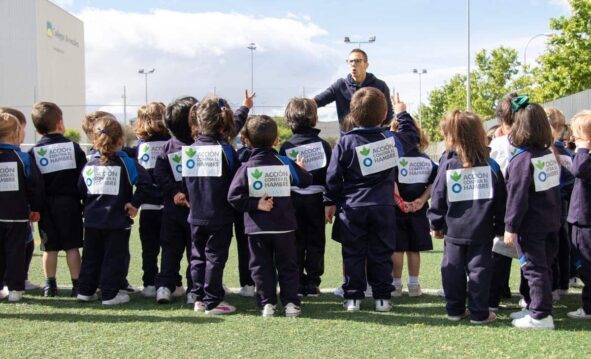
[
  {"x1": 432, "y1": 229, "x2": 444, "y2": 239},
  {"x1": 174, "y1": 192, "x2": 190, "y2": 208},
  {"x1": 258, "y1": 194, "x2": 274, "y2": 212},
  {"x1": 29, "y1": 211, "x2": 40, "y2": 222},
  {"x1": 391, "y1": 92, "x2": 407, "y2": 115},
  {"x1": 124, "y1": 203, "x2": 138, "y2": 218},
  {"x1": 504, "y1": 231, "x2": 517, "y2": 247},
  {"x1": 403, "y1": 201, "x2": 414, "y2": 213},
  {"x1": 325, "y1": 205, "x2": 336, "y2": 224},
  {"x1": 411, "y1": 197, "x2": 426, "y2": 212},
  {"x1": 296, "y1": 154, "x2": 306, "y2": 170},
  {"x1": 243, "y1": 89, "x2": 256, "y2": 109}
]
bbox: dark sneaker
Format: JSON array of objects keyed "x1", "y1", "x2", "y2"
[
  {"x1": 306, "y1": 283, "x2": 320, "y2": 297},
  {"x1": 43, "y1": 284, "x2": 58, "y2": 297}
]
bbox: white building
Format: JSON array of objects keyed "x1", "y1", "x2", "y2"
[{"x1": 0, "y1": 0, "x2": 85, "y2": 144}]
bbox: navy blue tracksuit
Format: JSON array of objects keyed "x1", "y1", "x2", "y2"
[
  {"x1": 228, "y1": 148, "x2": 312, "y2": 307},
  {"x1": 428, "y1": 152, "x2": 506, "y2": 321},
  {"x1": 233, "y1": 146, "x2": 254, "y2": 288}
]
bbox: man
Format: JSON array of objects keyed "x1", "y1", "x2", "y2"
[{"x1": 314, "y1": 49, "x2": 393, "y2": 132}]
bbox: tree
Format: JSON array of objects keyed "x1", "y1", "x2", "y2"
[{"x1": 63, "y1": 128, "x2": 81, "y2": 143}]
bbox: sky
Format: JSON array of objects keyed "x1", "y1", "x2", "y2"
[{"x1": 50, "y1": 0, "x2": 572, "y2": 121}]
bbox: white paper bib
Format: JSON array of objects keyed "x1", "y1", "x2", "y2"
[
  {"x1": 83, "y1": 166, "x2": 121, "y2": 195},
  {"x1": 285, "y1": 142, "x2": 326, "y2": 172},
  {"x1": 355, "y1": 137, "x2": 398, "y2": 176},
  {"x1": 531, "y1": 154, "x2": 560, "y2": 192},
  {"x1": 398, "y1": 157, "x2": 432, "y2": 184},
  {"x1": 446, "y1": 166, "x2": 493, "y2": 202},
  {"x1": 247, "y1": 165, "x2": 291, "y2": 197},
  {"x1": 167, "y1": 151, "x2": 183, "y2": 182},
  {"x1": 137, "y1": 141, "x2": 167, "y2": 170},
  {"x1": 181, "y1": 145, "x2": 222, "y2": 177},
  {"x1": 0, "y1": 162, "x2": 19, "y2": 192},
  {"x1": 34, "y1": 142, "x2": 76, "y2": 174}
]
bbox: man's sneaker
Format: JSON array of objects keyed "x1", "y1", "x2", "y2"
[
  {"x1": 333, "y1": 286, "x2": 344, "y2": 298},
  {"x1": 512, "y1": 314, "x2": 555, "y2": 330},
  {"x1": 205, "y1": 301, "x2": 236, "y2": 315},
  {"x1": 186, "y1": 293, "x2": 198, "y2": 305},
  {"x1": 437, "y1": 288, "x2": 446, "y2": 297},
  {"x1": 0, "y1": 286, "x2": 8, "y2": 299},
  {"x1": 239, "y1": 285, "x2": 255, "y2": 297},
  {"x1": 102, "y1": 292, "x2": 130, "y2": 305},
  {"x1": 262, "y1": 303, "x2": 276, "y2": 317},
  {"x1": 343, "y1": 299, "x2": 361, "y2": 312},
  {"x1": 470, "y1": 312, "x2": 497, "y2": 325},
  {"x1": 510, "y1": 309, "x2": 530, "y2": 320},
  {"x1": 43, "y1": 284, "x2": 58, "y2": 297},
  {"x1": 172, "y1": 286, "x2": 185, "y2": 298},
  {"x1": 285, "y1": 303, "x2": 301, "y2": 317},
  {"x1": 518, "y1": 298, "x2": 528, "y2": 309},
  {"x1": 77, "y1": 293, "x2": 98, "y2": 302},
  {"x1": 447, "y1": 311, "x2": 470, "y2": 322},
  {"x1": 364, "y1": 286, "x2": 373, "y2": 298},
  {"x1": 567, "y1": 308, "x2": 591, "y2": 319},
  {"x1": 194, "y1": 301, "x2": 206, "y2": 313},
  {"x1": 24, "y1": 280, "x2": 41, "y2": 291},
  {"x1": 408, "y1": 283, "x2": 422, "y2": 297},
  {"x1": 142, "y1": 285, "x2": 156, "y2": 298},
  {"x1": 306, "y1": 283, "x2": 320, "y2": 297},
  {"x1": 8, "y1": 291, "x2": 23, "y2": 302},
  {"x1": 121, "y1": 284, "x2": 140, "y2": 294},
  {"x1": 156, "y1": 287, "x2": 172, "y2": 304},
  {"x1": 391, "y1": 283, "x2": 403, "y2": 297},
  {"x1": 570, "y1": 277, "x2": 584, "y2": 288},
  {"x1": 375, "y1": 299, "x2": 392, "y2": 312}
]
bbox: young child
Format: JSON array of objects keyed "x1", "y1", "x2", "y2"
[
  {"x1": 428, "y1": 110, "x2": 505, "y2": 324},
  {"x1": 77, "y1": 115, "x2": 152, "y2": 305},
  {"x1": 324, "y1": 88, "x2": 408, "y2": 312},
  {"x1": 504, "y1": 98, "x2": 562, "y2": 329},
  {"x1": 29, "y1": 102, "x2": 87, "y2": 297},
  {"x1": 279, "y1": 98, "x2": 332, "y2": 296},
  {"x1": 566, "y1": 110, "x2": 591, "y2": 319},
  {"x1": 134, "y1": 102, "x2": 170, "y2": 298},
  {"x1": 0, "y1": 113, "x2": 44, "y2": 302},
  {"x1": 228, "y1": 115, "x2": 311, "y2": 317},
  {"x1": 392, "y1": 122, "x2": 437, "y2": 297}
]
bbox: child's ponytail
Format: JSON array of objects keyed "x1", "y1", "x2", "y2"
[
  {"x1": 191, "y1": 96, "x2": 235, "y2": 141},
  {"x1": 0, "y1": 113, "x2": 20, "y2": 141},
  {"x1": 93, "y1": 116, "x2": 124, "y2": 165}
]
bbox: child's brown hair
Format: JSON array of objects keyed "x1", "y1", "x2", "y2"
[
  {"x1": 242, "y1": 115, "x2": 277, "y2": 148},
  {"x1": 82, "y1": 111, "x2": 116, "y2": 141},
  {"x1": 509, "y1": 103, "x2": 553, "y2": 149},
  {"x1": 284, "y1": 98, "x2": 317, "y2": 132},
  {"x1": 31, "y1": 102, "x2": 62, "y2": 135},
  {"x1": 349, "y1": 87, "x2": 387, "y2": 127},
  {"x1": 496, "y1": 93, "x2": 518, "y2": 128},
  {"x1": 441, "y1": 110, "x2": 489, "y2": 168},
  {"x1": 189, "y1": 97, "x2": 234, "y2": 142},
  {"x1": 0, "y1": 107, "x2": 26, "y2": 126},
  {"x1": 0, "y1": 113, "x2": 20, "y2": 141},
  {"x1": 93, "y1": 116, "x2": 124, "y2": 165},
  {"x1": 134, "y1": 102, "x2": 168, "y2": 140},
  {"x1": 545, "y1": 107, "x2": 566, "y2": 140},
  {"x1": 390, "y1": 118, "x2": 430, "y2": 152},
  {"x1": 570, "y1": 110, "x2": 591, "y2": 141}
]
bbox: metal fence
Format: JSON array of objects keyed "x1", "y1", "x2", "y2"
[{"x1": 542, "y1": 88, "x2": 591, "y2": 123}]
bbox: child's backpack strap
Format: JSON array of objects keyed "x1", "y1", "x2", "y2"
[
  {"x1": 509, "y1": 146, "x2": 527, "y2": 162},
  {"x1": 381, "y1": 130, "x2": 405, "y2": 158},
  {"x1": 275, "y1": 155, "x2": 300, "y2": 187},
  {"x1": 220, "y1": 143, "x2": 236, "y2": 172},
  {"x1": 487, "y1": 158, "x2": 502, "y2": 182},
  {"x1": 117, "y1": 151, "x2": 138, "y2": 185},
  {"x1": 0, "y1": 144, "x2": 31, "y2": 177}
]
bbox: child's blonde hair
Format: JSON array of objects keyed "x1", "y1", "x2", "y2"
[
  {"x1": 441, "y1": 110, "x2": 488, "y2": 168},
  {"x1": 94, "y1": 117, "x2": 124, "y2": 165},
  {"x1": 545, "y1": 107, "x2": 566, "y2": 140},
  {"x1": 570, "y1": 110, "x2": 591, "y2": 140},
  {"x1": 82, "y1": 111, "x2": 116, "y2": 141},
  {"x1": 189, "y1": 96, "x2": 234, "y2": 142},
  {"x1": 0, "y1": 113, "x2": 20, "y2": 141},
  {"x1": 390, "y1": 118, "x2": 430, "y2": 152},
  {"x1": 134, "y1": 102, "x2": 168, "y2": 140}
]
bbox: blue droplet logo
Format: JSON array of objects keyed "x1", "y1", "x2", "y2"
[
  {"x1": 452, "y1": 183, "x2": 462, "y2": 193},
  {"x1": 186, "y1": 159, "x2": 195, "y2": 169},
  {"x1": 538, "y1": 172, "x2": 547, "y2": 182},
  {"x1": 141, "y1": 154, "x2": 150, "y2": 162},
  {"x1": 40, "y1": 158, "x2": 49, "y2": 167},
  {"x1": 400, "y1": 168, "x2": 408, "y2": 177},
  {"x1": 86, "y1": 178, "x2": 93, "y2": 186},
  {"x1": 253, "y1": 181, "x2": 263, "y2": 190},
  {"x1": 176, "y1": 164, "x2": 182, "y2": 173},
  {"x1": 363, "y1": 158, "x2": 373, "y2": 167}
]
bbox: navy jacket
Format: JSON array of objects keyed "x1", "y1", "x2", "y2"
[
  {"x1": 232, "y1": 106, "x2": 250, "y2": 137},
  {"x1": 237, "y1": 146, "x2": 252, "y2": 163},
  {"x1": 427, "y1": 151, "x2": 506, "y2": 245},
  {"x1": 135, "y1": 134, "x2": 170, "y2": 206},
  {"x1": 396, "y1": 149, "x2": 438, "y2": 217},
  {"x1": 504, "y1": 147, "x2": 561, "y2": 234},
  {"x1": 79, "y1": 152, "x2": 152, "y2": 229},
  {"x1": 0, "y1": 144, "x2": 44, "y2": 220},
  {"x1": 153, "y1": 137, "x2": 192, "y2": 217},
  {"x1": 29, "y1": 134, "x2": 86, "y2": 198},
  {"x1": 227, "y1": 148, "x2": 312, "y2": 234},
  {"x1": 568, "y1": 148, "x2": 591, "y2": 227},
  {"x1": 314, "y1": 73, "x2": 393, "y2": 129}
]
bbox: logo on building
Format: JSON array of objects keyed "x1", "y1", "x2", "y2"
[{"x1": 46, "y1": 21, "x2": 55, "y2": 38}]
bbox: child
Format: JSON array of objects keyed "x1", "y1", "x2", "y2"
[
  {"x1": 77, "y1": 115, "x2": 152, "y2": 305},
  {"x1": 566, "y1": 110, "x2": 591, "y2": 319},
  {"x1": 504, "y1": 98, "x2": 561, "y2": 329},
  {"x1": 29, "y1": 102, "x2": 87, "y2": 297},
  {"x1": 392, "y1": 122, "x2": 437, "y2": 297},
  {"x1": 428, "y1": 110, "x2": 505, "y2": 324},
  {"x1": 279, "y1": 98, "x2": 332, "y2": 296},
  {"x1": 0, "y1": 113, "x2": 44, "y2": 301},
  {"x1": 134, "y1": 102, "x2": 170, "y2": 298},
  {"x1": 324, "y1": 88, "x2": 407, "y2": 312},
  {"x1": 228, "y1": 115, "x2": 311, "y2": 317}
]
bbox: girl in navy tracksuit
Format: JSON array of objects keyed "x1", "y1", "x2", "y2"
[
  {"x1": 77, "y1": 116, "x2": 152, "y2": 305},
  {"x1": 504, "y1": 99, "x2": 561, "y2": 329},
  {"x1": 0, "y1": 113, "x2": 44, "y2": 301},
  {"x1": 428, "y1": 110, "x2": 505, "y2": 324},
  {"x1": 133, "y1": 102, "x2": 170, "y2": 297},
  {"x1": 279, "y1": 98, "x2": 332, "y2": 296}
]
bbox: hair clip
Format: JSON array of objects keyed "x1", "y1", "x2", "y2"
[
  {"x1": 96, "y1": 128, "x2": 106, "y2": 136},
  {"x1": 217, "y1": 98, "x2": 227, "y2": 111},
  {"x1": 511, "y1": 95, "x2": 530, "y2": 112}
]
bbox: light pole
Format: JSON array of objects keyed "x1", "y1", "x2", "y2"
[
  {"x1": 138, "y1": 68, "x2": 155, "y2": 104},
  {"x1": 344, "y1": 36, "x2": 376, "y2": 48},
  {"x1": 523, "y1": 33, "x2": 553, "y2": 72},
  {"x1": 247, "y1": 43, "x2": 256, "y2": 95},
  {"x1": 466, "y1": 0, "x2": 471, "y2": 111},
  {"x1": 413, "y1": 69, "x2": 427, "y2": 127}
]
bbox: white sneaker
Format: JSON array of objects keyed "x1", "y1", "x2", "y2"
[
  {"x1": 102, "y1": 292, "x2": 130, "y2": 305},
  {"x1": 375, "y1": 299, "x2": 392, "y2": 312},
  {"x1": 24, "y1": 280, "x2": 41, "y2": 291},
  {"x1": 552, "y1": 290, "x2": 560, "y2": 302},
  {"x1": 194, "y1": 301, "x2": 206, "y2": 313},
  {"x1": 364, "y1": 286, "x2": 373, "y2": 298},
  {"x1": 205, "y1": 301, "x2": 236, "y2": 315},
  {"x1": 8, "y1": 290, "x2": 23, "y2": 302},
  {"x1": 570, "y1": 277, "x2": 584, "y2": 288},
  {"x1": 239, "y1": 285, "x2": 255, "y2": 297},
  {"x1": 510, "y1": 309, "x2": 530, "y2": 320},
  {"x1": 222, "y1": 283, "x2": 231, "y2": 295},
  {"x1": 447, "y1": 311, "x2": 469, "y2": 322},
  {"x1": 407, "y1": 283, "x2": 422, "y2": 297},
  {"x1": 262, "y1": 303, "x2": 276, "y2": 317},
  {"x1": 77, "y1": 293, "x2": 98, "y2": 302},
  {"x1": 512, "y1": 314, "x2": 555, "y2": 330},
  {"x1": 172, "y1": 286, "x2": 185, "y2": 298},
  {"x1": 567, "y1": 308, "x2": 591, "y2": 319},
  {"x1": 285, "y1": 303, "x2": 301, "y2": 317},
  {"x1": 0, "y1": 286, "x2": 8, "y2": 299},
  {"x1": 142, "y1": 285, "x2": 156, "y2": 298},
  {"x1": 333, "y1": 286, "x2": 344, "y2": 298},
  {"x1": 518, "y1": 298, "x2": 528, "y2": 309},
  {"x1": 343, "y1": 299, "x2": 361, "y2": 312},
  {"x1": 186, "y1": 293, "x2": 198, "y2": 305},
  {"x1": 156, "y1": 287, "x2": 172, "y2": 304},
  {"x1": 437, "y1": 288, "x2": 445, "y2": 297},
  {"x1": 391, "y1": 282, "x2": 403, "y2": 297}
]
